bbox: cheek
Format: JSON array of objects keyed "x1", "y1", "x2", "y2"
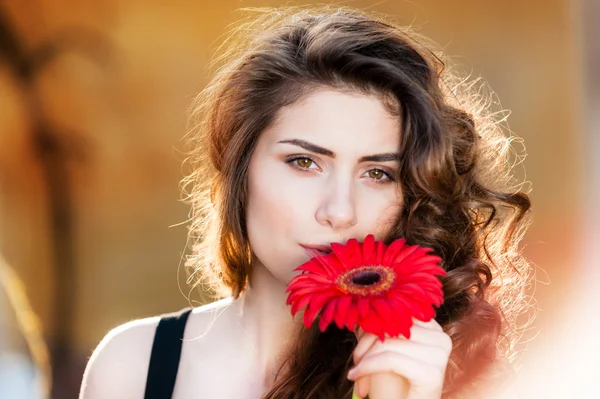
[
  {"x1": 245, "y1": 159, "x2": 308, "y2": 240},
  {"x1": 245, "y1": 158, "x2": 314, "y2": 280},
  {"x1": 361, "y1": 189, "x2": 403, "y2": 237},
  {"x1": 377, "y1": 202, "x2": 403, "y2": 234}
]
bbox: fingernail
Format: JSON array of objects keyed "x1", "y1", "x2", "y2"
[{"x1": 347, "y1": 368, "x2": 357, "y2": 380}]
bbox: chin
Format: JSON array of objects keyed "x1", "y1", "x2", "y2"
[
  {"x1": 275, "y1": 262, "x2": 305, "y2": 286},
  {"x1": 253, "y1": 247, "x2": 310, "y2": 285}
]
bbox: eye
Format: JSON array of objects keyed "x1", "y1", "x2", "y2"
[
  {"x1": 365, "y1": 168, "x2": 394, "y2": 183},
  {"x1": 285, "y1": 156, "x2": 318, "y2": 171},
  {"x1": 295, "y1": 157, "x2": 314, "y2": 169}
]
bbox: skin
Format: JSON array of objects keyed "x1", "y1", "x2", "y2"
[
  {"x1": 79, "y1": 88, "x2": 452, "y2": 399},
  {"x1": 351, "y1": 322, "x2": 452, "y2": 398}
]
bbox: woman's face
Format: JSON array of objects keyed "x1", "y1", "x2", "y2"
[{"x1": 246, "y1": 88, "x2": 403, "y2": 284}]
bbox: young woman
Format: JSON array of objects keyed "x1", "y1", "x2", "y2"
[{"x1": 80, "y1": 6, "x2": 532, "y2": 399}]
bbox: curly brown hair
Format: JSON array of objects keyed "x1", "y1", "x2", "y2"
[{"x1": 182, "y1": 5, "x2": 533, "y2": 398}]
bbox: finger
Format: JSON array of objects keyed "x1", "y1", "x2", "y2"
[
  {"x1": 348, "y1": 350, "x2": 444, "y2": 385},
  {"x1": 352, "y1": 377, "x2": 369, "y2": 398},
  {"x1": 353, "y1": 332, "x2": 379, "y2": 365},
  {"x1": 354, "y1": 324, "x2": 451, "y2": 365},
  {"x1": 356, "y1": 376, "x2": 370, "y2": 398},
  {"x1": 354, "y1": 327, "x2": 366, "y2": 340},
  {"x1": 412, "y1": 318, "x2": 443, "y2": 332},
  {"x1": 358, "y1": 338, "x2": 450, "y2": 367},
  {"x1": 404, "y1": 324, "x2": 453, "y2": 352}
]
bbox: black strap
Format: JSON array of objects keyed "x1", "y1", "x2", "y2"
[{"x1": 144, "y1": 308, "x2": 192, "y2": 399}]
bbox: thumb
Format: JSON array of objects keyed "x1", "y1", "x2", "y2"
[{"x1": 354, "y1": 326, "x2": 366, "y2": 340}]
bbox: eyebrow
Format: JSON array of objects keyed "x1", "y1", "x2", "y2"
[{"x1": 277, "y1": 139, "x2": 399, "y2": 163}]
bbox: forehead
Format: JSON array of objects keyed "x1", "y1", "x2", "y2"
[{"x1": 263, "y1": 88, "x2": 401, "y2": 152}]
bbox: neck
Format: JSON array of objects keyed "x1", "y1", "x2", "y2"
[{"x1": 233, "y1": 261, "x2": 304, "y2": 388}]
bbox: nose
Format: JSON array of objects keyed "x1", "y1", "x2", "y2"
[{"x1": 315, "y1": 175, "x2": 357, "y2": 230}]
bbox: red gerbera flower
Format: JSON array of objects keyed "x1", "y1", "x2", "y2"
[{"x1": 286, "y1": 234, "x2": 446, "y2": 341}]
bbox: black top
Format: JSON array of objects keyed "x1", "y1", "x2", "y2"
[{"x1": 144, "y1": 308, "x2": 193, "y2": 399}]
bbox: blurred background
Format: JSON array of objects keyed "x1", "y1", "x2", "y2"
[{"x1": 0, "y1": 0, "x2": 598, "y2": 398}]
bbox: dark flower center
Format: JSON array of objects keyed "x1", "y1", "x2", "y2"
[
  {"x1": 338, "y1": 265, "x2": 396, "y2": 296},
  {"x1": 351, "y1": 270, "x2": 381, "y2": 286}
]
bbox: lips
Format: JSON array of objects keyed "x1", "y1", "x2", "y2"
[{"x1": 300, "y1": 244, "x2": 333, "y2": 258}]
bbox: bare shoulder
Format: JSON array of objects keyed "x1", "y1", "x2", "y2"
[
  {"x1": 79, "y1": 299, "x2": 233, "y2": 399},
  {"x1": 79, "y1": 315, "x2": 161, "y2": 399}
]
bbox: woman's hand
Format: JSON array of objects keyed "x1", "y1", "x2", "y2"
[{"x1": 348, "y1": 319, "x2": 452, "y2": 399}]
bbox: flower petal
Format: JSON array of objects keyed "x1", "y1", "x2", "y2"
[
  {"x1": 382, "y1": 238, "x2": 407, "y2": 265},
  {"x1": 387, "y1": 293, "x2": 419, "y2": 320},
  {"x1": 287, "y1": 286, "x2": 335, "y2": 306},
  {"x1": 357, "y1": 297, "x2": 371, "y2": 319},
  {"x1": 290, "y1": 294, "x2": 311, "y2": 315},
  {"x1": 303, "y1": 292, "x2": 334, "y2": 328},
  {"x1": 398, "y1": 282, "x2": 433, "y2": 299},
  {"x1": 287, "y1": 273, "x2": 334, "y2": 286},
  {"x1": 362, "y1": 234, "x2": 375, "y2": 264},
  {"x1": 346, "y1": 238, "x2": 363, "y2": 264},
  {"x1": 410, "y1": 254, "x2": 443, "y2": 267},
  {"x1": 296, "y1": 259, "x2": 327, "y2": 274},
  {"x1": 360, "y1": 313, "x2": 383, "y2": 338},
  {"x1": 394, "y1": 295, "x2": 435, "y2": 321},
  {"x1": 375, "y1": 240, "x2": 386, "y2": 264},
  {"x1": 318, "y1": 300, "x2": 337, "y2": 332},
  {"x1": 333, "y1": 296, "x2": 352, "y2": 329},
  {"x1": 345, "y1": 301, "x2": 359, "y2": 331},
  {"x1": 314, "y1": 254, "x2": 345, "y2": 277},
  {"x1": 392, "y1": 245, "x2": 422, "y2": 267},
  {"x1": 329, "y1": 242, "x2": 355, "y2": 270},
  {"x1": 397, "y1": 318, "x2": 413, "y2": 339},
  {"x1": 372, "y1": 298, "x2": 394, "y2": 320},
  {"x1": 396, "y1": 248, "x2": 438, "y2": 273}
]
